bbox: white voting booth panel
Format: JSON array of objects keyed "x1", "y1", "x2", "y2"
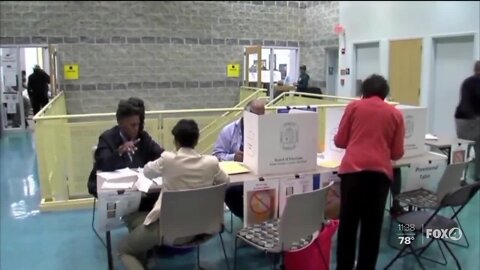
[
  {"x1": 397, "y1": 105, "x2": 427, "y2": 158},
  {"x1": 403, "y1": 159, "x2": 447, "y2": 193},
  {"x1": 96, "y1": 190, "x2": 141, "y2": 232},
  {"x1": 243, "y1": 110, "x2": 318, "y2": 175},
  {"x1": 324, "y1": 107, "x2": 346, "y2": 161}
]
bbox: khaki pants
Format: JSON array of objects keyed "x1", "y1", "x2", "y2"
[
  {"x1": 456, "y1": 117, "x2": 480, "y2": 180},
  {"x1": 119, "y1": 212, "x2": 159, "y2": 270}
]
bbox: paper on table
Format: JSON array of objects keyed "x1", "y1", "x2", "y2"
[
  {"x1": 97, "y1": 168, "x2": 138, "y2": 182},
  {"x1": 152, "y1": 177, "x2": 163, "y2": 186},
  {"x1": 219, "y1": 161, "x2": 251, "y2": 175},
  {"x1": 318, "y1": 160, "x2": 341, "y2": 168},
  {"x1": 425, "y1": 134, "x2": 438, "y2": 140},
  {"x1": 101, "y1": 181, "x2": 134, "y2": 190},
  {"x1": 134, "y1": 174, "x2": 154, "y2": 192}
]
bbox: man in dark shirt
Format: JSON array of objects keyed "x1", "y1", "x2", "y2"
[
  {"x1": 88, "y1": 99, "x2": 164, "y2": 211},
  {"x1": 27, "y1": 65, "x2": 50, "y2": 115},
  {"x1": 295, "y1": 65, "x2": 310, "y2": 92},
  {"x1": 455, "y1": 61, "x2": 480, "y2": 181}
]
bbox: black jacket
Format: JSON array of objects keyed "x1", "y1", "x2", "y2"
[
  {"x1": 27, "y1": 69, "x2": 50, "y2": 98},
  {"x1": 87, "y1": 126, "x2": 164, "y2": 197},
  {"x1": 455, "y1": 76, "x2": 480, "y2": 119}
]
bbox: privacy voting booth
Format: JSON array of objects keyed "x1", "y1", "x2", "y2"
[
  {"x1": 243, "y1": 109, "x2": 318, "y2": 175},
  {"x1": 242, "y1": 109, "x2": 321, "y2": 226}
]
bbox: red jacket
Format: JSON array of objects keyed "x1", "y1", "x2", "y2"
[{"x1": 334, "y1": 97, "x2": 405, "y2": 180}]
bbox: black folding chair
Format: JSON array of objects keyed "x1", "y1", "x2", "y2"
[{"x1": 385, "y1": 181, "x2": 480, "y2": 270}]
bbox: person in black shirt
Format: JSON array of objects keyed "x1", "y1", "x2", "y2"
[
  {"x1": 27, "y1": 65, "x2": 50, "y2": 115},
  {"x1": 455, "y1": 61, "x2": 480, "y2": 181},
  {"x1": 88, "y1": 99, "x2": 164, "y2": 210},
  {"x1": 295, "y1": 65, "x2": 310, "y2": 92}
]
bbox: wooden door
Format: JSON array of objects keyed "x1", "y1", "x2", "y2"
[{"x1": 389, "y1": 39, "x2": 422, "y2": 105}]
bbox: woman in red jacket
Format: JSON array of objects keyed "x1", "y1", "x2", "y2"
[{"x1": 334, "y1": 74, "x2": 405, "y2": 270}]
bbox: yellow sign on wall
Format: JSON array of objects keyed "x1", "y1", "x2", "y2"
[
  {"x1": 64, "y1": 64, "x2": 79, "y2": 80},
  {"x1": 227, "y1": 63, "x2": 240, "y2": 78}
]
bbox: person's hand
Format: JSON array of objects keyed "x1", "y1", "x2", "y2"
[
  {"x1": 118, "y1": 139, "x2": 141, "y2": 156},
  {"x1": 234, "y1": 151, "x2": 244, "y2": 162}
]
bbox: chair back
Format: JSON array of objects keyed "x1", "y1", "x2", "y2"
[
  {"x1": 436, "y1": 162, "x2": 468, "y2": 202},
  {"x1": 159, "y1": 183, "x2": 227, "y2": 243},
  {"x1": 278, "y1": 181, "x2": 333, "y2": 250},
  {"x1": 441, "y1": 181, "x2": 480, "y2": 208}
]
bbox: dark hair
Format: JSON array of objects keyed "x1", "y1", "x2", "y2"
[
  {"x1": 300, "y1": 65, "x2": 307, "y2": 71},
  {"x1": 116, "y1": 100, "x2": 142, "y2": 122},
  {"x1": 127, "y1": 97, "x2": 145, "y2": 130},
  {"x1": 361, "y1": 74, "x2": 389, "y2": 99},
  {"x1": 171, "y1": 119, "x2": 200, "y2": 148}
]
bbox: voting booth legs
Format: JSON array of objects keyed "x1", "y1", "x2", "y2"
[{"x1": 336, "y1": 171, "x2": 391, "y2": 270}]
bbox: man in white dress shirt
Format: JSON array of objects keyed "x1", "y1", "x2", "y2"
[{"x1": 118, "y1": 119, "x2": 230, "y2": 270}]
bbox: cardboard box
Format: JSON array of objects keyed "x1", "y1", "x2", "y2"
[{"x1": 243, "y1": 110, "x2": 318, "y2": 175}]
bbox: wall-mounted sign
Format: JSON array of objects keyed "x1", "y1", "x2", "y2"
[
  {"x1": 227, "y1": 63, "x2": 240, "y2": 78},
  {"x1": 64, "y1": 64, "x2": 79, "y2": 80}
]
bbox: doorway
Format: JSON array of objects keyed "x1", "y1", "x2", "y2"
[
  {"x1": 1, "y1": 46, "x2": 50, "y2": 131},
  {"x1": 244, "y1": 46, "x2": 299, "y2": 99},
  {"x1": 354, "y1": 42, "x2": 380, "y2": 96},
  {"x1": 431, "y1": 35, "x2": 475, "y2": 137},
  {"x1": 389, "y1": 38, "x2": 422, "y2": 105},
  {"x1": 325, "y1": 47, "x2": 339, "y2": 95}
]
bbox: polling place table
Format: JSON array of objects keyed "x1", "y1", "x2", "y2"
[{"x1": 425, "y1": 138, "x2": 475, "y2": 164}]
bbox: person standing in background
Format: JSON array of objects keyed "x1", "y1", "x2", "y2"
[
  {"x1": 27, "y1": 65, "x2": 50, "y2": 115},
  {"x1": 455, "y1": 61, "x2": 480, "y2": 181},
  {"x1": 334, "y1": 75, "x2": 405, "y2": 270},
  {"x1": 294, "y1": 65, "x2": 310, "y2": 92}
]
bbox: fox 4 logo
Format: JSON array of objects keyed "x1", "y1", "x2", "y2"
[{"x1": 425, "y1": 227, "x2": 462, "y2": 241}]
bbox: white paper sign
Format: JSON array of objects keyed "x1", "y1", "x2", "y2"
[
  {"x1": 397, "y1": 105, "x2": 427, "y2": 158},
  {"x1": 96, "y1": 190, "x2": 141, "y2": 231},
  {"x1": 324, "y1": 107, "x2": 346, "y2": 161},
  {"x1": 450, "y1": 143, "x2": 469, "y2": 164},
  {"x1": 278, "y1": 176, "x2": 314, "y2": 217},
  {"x1": 243, "y1": 110, "x2": 318, "y2": 175},
  {"x1": 403, "y1": 160, "x2": 447, "y2": 192},
  {"x1": 243, "y1": 178, "x2": 279, "y2": 227}
]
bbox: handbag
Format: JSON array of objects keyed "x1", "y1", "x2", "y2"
[{"x1": 284, "y1": 220, "x2": 339, "y2": 270}]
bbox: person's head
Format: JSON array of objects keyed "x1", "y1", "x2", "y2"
[
  {"x1": 300, "y1": 65, "x2": 307, "y2": 75},
  {"x1": 116, "y1": 100, "x2": 142, "y2": 139},
  {"x1": 127, "y1": 97, "x2": 145, "y2": 131},
  {"x1": 360, "y1": 74, "x2": 390, "y2": 100},
  {"x1": 33, "y1": 65, "x2": 41, "y2": 72},
  {"x1": 474, "y1": 61, "x2": 480, "y2": 77},
  {"x1": 245, "y1": 99, "x2": 266, "y2": 115},
  {"x1": 172, "y1": 119, "x2": 199, "y2": 149}
]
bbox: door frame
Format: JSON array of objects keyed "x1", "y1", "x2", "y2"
[
  {"x1": 428, "y1": 32, "x2": 478, "y2": 133},
  {"x1": 352, "y1": 40, "x2": 381, "y2": 97},
  {"x1": 324, "y1": 46, "x2": 339, "y2": 95}
]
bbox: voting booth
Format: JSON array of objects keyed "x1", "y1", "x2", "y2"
[
  {"x1": 397, "y1": 105, "x2": 428, "y2": 158},
  {"x1": 243, "y1": 110, "x2": 318, "y2": 175},
  {"x1": 324, "y1": 107, "x2": 346, "y2": 161}
]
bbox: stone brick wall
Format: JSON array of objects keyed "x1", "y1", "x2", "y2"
[
  {"x1": 303, "y1": 1, "x2": 339, "y2": 88},
  {"x1": 1, "y1": 1, "x2": 338, "y2": 114}
]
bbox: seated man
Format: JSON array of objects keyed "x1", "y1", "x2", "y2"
[
  {"x1": 88, "y1": 99, "x2": 164, "y2": 211},
  {"x1": 213, "y1": 99, "x2": 266, "y2": 219},
  {"x1": 119, "y1": 119, "x2": 230, "y2": 270}
]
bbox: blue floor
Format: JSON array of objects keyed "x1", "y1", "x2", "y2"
[{"x1": 1, "y1": 131, "x2": 479, "y2": 270}]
